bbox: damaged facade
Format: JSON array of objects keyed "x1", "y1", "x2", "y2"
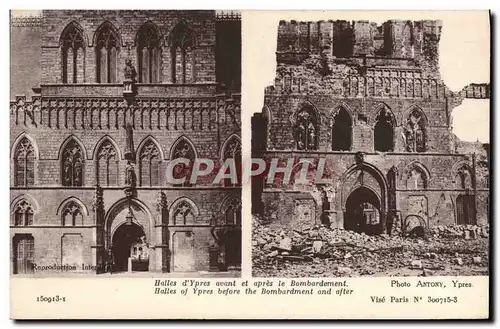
[
  {"x1": 252, "y1": 19, "x2": 490, "y2": 236},
  {"x1": 10, "y1": 10, "x2": 242, "y2": 275}
]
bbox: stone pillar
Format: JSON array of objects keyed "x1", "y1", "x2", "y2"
[
  {"x1": 91, "y1": 185, "x2": 106, "y2": 274},
  {"x1": 156, "y1": 191, "x2": 170, "y2": 273}
]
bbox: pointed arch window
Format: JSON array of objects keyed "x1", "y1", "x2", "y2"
[
  {"x1": 455, "y1": 165, "x2": 473, "y2": 190},
  {"x1": 374, "y1": 108, "x2": 395, "y2": 152},
  {"x1": 172, "y1": 139, "x2": 196, "y2": 187},
  {"x1": 13, "y1": 200, "x2": 34, "y2": 226},
  {"x1": 61, "y1": 201, "x2": 83, "y2": 226},
  {"x1": 222, "y1": 137, "x2": 242, "y2": 186},
  {"x1": 295, "y1": 106, "x2": 318, "y2": 150},
  {"x1": 96, "y1": 140, "x2": 118, "y2": 186},
  {"x1": 225, "y1": 198, "x2": 242, "y2": 226},
  {"x1": 172, "y1": 200, "x2": 195, "y2": 225},
  {"x1": 137, "y1": 23, "x2": 161, "y2": 83},
  {"x1": 95, "y1": 23, "x2": 119, "y2": 83},
  {"x1": 61, "y1": 23, "x2": 85, "y2": 84},
  {"x1": 404, "y1": 109, "x2": 426, "y2": 152},
  {"x1": 61, "y1": 140, "x2": 84, "y2": 187},
  {"x1": 14, "y1": 137, "x2": 35, "y2": 187},
  {"x1": 332, "y1": 108, "x2": 352, "y2": 151},
  {"x1": 171, "y1": 23, "x2": 196, "y2": 84},
  {"x1": 139, "y1": 140, "x2": 160, "y2": 186},
  {"x1": 407, "y1": 166, "x2": 428, "y2": 190}
]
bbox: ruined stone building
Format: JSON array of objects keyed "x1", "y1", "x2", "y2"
[
  {"x1": 10, "y1": 10, "x2": 242, "y2": 274},
  {"x1": 252, "y1": 20, "x2": 490, "y2": 236}
]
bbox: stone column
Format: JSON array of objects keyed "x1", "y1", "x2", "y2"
[
  {"x1": 156, "y1": 191, "x2": 170, "y2": 273},
  {"x1": 91, "y1": 185, "x2": 105, "y2": 274}
]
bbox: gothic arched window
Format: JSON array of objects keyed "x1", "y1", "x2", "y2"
[
  {"x1": 96, "y1": 140, "x2": 118, "y2": 186},
  {"x1": 455, "y1": 165, "x2": 473, "y2": 190},
  {"x1": 61, "y1": 22, "x2": 85, "y2": 84},
  {"x1": 374, "y1": 107, "x2": 395, "y2": 152},
  {"x1": 295, "y1": 106, "x2": 318, "y2": 150},
  {"x1": 332, "y1": 107, "x2": 352, "y2": 151},
  {"x1": 222, "y1": 137, "x2": 242, "y2": 186},
  {"x1": 14, "y1": 137, "x2": 35, "y2": 187},
  {"x1": 172, "y1": 200, "x2": 195, "y2": 225},
  {"x1": 61, "y1": 201, "x2": 83, "y2": 226},
  {"x1": 137, "y1": 22, "x2": 161, "y2": 83},
  {"x1": 404, "y1": 109, "x2": 426, "y2": 152},
  {"x1": 225, "y1": 198, "x2": 242, "y2": 226},
  {"x1": 13, "y1": 200, "x2": 34, "y2": 226},
  {"x1": 139, "y1": 140, "x2": 160, "y2": 186},
  {"x1": 172, "y1": 139, "x2": 196, "y2": 187},
  {"x1": 95, "y1": 22, "x2": 119, "y2": 83},
  {"x1": 407, "y1": 166, "x2": 428, "y2": 190},
  {"x1": 61, "y1": 140, "x2": 84, "y2": 187},
  {"x1": 170, "y1": 23, "x2": 196, "y2": 84}
]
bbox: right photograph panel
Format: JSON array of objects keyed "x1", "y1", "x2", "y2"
[{"x1": 251, "y1": 14, "x2": 490, "y2": 278}]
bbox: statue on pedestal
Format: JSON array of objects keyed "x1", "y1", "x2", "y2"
[
  {"x1": 124, "y1": 59, "x2": 136, "y2": 82},
  {"x1": 123, "y1": 59, "x2": 136, "y2": 101},
  {"x1": 125, "y1": 161, "x2": 136, "y2": 187}
]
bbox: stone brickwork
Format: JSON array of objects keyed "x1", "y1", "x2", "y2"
[
  {"x1": 252, "y1": 19, "x2": 490, "y2": 235},
  {"x1": 10, "y1": 10, "x2": 242, "y2": 275}
]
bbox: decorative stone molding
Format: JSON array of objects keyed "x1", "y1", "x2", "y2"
[{"x1": 10, "y1": 95, "x2": 241, "y2": 131}]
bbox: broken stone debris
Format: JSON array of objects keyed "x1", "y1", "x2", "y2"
[{"x1": 252, "y1": 215, "x2": 489, "y2": 277}]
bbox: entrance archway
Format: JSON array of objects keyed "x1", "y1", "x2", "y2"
[
  {"x1": 345, "y1": 187, "x2": 382, "y2": 235},
  {"x1": 103, "y1": 197, "x2": 155, "y2": 273},
  {"x1": 111, "y1": 223, "x2": 149, "y2": 272}
]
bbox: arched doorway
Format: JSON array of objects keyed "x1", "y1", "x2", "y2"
[
  {"x1": 104, "y1": 198, "x2": 155, "y2": 273},
  {"x1": 344, "y1": 187, "x2": 382, "y2": 235},
  {"x1": 111, "y1": 223, "x2": 149, "y2": 272}
]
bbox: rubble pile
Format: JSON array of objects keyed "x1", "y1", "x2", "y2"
[
  {"x1": 429, "y1": 224, "x2": 489, "y2": 239},
  {"x1": 252, "y1": 216, "x2": 489, "y2": 277}
]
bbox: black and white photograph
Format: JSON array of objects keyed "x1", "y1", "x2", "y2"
[
  {"x1": 251, "y1": 16, "x2": 490, "y2": 278},
  {"x1": 10, "y1": 9, "x2": 242, "y2": 277},
  {"x1": 7, "y1": 8, "x2": 492, "y2": 320}
]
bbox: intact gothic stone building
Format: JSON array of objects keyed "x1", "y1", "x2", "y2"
[
  {"x1": 252, "y1": 19, "x2": 490, "y2": 236},
  {"x1": 10, "y1": 10, "x2": 241, "y2": 275}
]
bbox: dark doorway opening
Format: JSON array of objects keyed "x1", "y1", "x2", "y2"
[
  {"x1": 111, "y1": 223, "x2": 149, "y2": 272},
  {"x1": 456, "y1": 194, "x2": 476, "y2": 225},
  {"x1": 344, "y1": 187, "x2": 383, "y2": 235},
  {"x1": 374, "y1": 110, "x2": 394, "y2": 152},
  {"x1": 224, "y1": 229, "x2": 242, "y2": 270},
  {"x1": 332, "y1": 108, "x2": 352, "y2": 151}
]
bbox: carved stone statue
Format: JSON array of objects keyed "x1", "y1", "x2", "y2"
[
  {"x1": 124, "y1": 59, "x2": 136, "y2": 81},
  {"x1": 125, "y1": 161, "x2": 136, "y2": 187},
  {"x1": 355, "y1": 151, "x2": 365, "y2": 164},
  {"x1": 307, "y1": 122, "x2": 316, "y2": 149}
]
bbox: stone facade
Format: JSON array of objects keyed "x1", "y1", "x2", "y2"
[
  {"x1": 10, "y1": 10, "x2": 242, "y2": 275},
  {"x1": 252, "y1": 19, "x2": 489, "y2": 235}
]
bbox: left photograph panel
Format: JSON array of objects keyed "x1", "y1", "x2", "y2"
[{"x1": 10, "y1": 10, "x2": 242, "y2": 277}]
